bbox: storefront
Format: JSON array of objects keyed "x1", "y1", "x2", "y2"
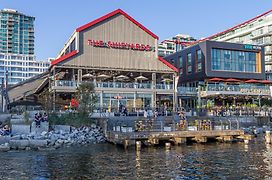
[{"x1": 48, "y1": 9, "x2": 178, "y2": 112}]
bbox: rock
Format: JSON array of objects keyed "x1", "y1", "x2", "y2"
[
  {"x1": 29, "y1": 140, "x2": 47, "y2": 148},
  {"x1": 9, "y1": 140, "x2": 29, "y2": 149},
  {"x1": 41, "y1": 131, "x2": 47, "y2": 137},
  {"x1": 0, "y1": 144, "x2": 10, "y2": 152}
]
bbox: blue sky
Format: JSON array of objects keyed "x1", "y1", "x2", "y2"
[{"x1": 0, "y1": 0, "x2": 271, "y2": 60}]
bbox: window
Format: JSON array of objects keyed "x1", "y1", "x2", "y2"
[
  {"x1": 179, "y1": 56, "x2": 183, "y2": 68},
  {"x1": 211, "y1": 48, "x2": 258, "y2": 73},
  {"x1": 187, "y1": 53, "x2": 192, "y2": 73},
  {"x1": 196, "y1": 50, "x2": 202, "y2": 72}
]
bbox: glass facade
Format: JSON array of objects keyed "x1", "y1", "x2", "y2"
[
  {"x1": 179, "y1": 56, "x2": 183, "y2": 75},
  {"x1": 0, "y1": 9, "x2": 35, "y2": 55},
  {"x1": 211, "y1": 48, "x2": 259, "y2": 73}
]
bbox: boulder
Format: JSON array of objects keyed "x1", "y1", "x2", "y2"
[
  {"x1": 9, "y1": 140, "x2": 29, "y2": 149},
  {"x1": 29, "y1": 140, "x2": 47, "y2": 148},
  {"x1": 11, "y1": 124, "x2": 31, "y2": 135}
]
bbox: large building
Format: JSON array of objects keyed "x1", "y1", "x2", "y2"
[
  {"x1": 158, "y1": 34, "x2": 197, "y2": 57},
  {"x1": 165, "y1": 40, "x2": 269, "y2": 115},
  {"x1": 199, "y1": 10, "x2": 272, "y2": 80},
  {"x1": 8, "y1": 9, "x2": 178, "y2": 112},
  {"x1": 0, "y1": 9, "x2": 49, "y2": 84}
]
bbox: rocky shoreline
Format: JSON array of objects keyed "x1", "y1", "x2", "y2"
[{"x1": 0, "y1": 125, "x2": 106, "y2": 152}]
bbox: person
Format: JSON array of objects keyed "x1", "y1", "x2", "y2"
[
  {"x1": 43, "y1": 112, "x2": 48, "y2": 122},
  {"x1": 34, "y1": 113, "x2": 41, "y2": 128},
  {"x1": 0, "y1": 125, "x2": 10, "y2": 136}
]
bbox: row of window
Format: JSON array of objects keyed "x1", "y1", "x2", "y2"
[
  {"x1": 211, "y1": 48, "x2": 259, "y2": 73},
  {"x1": 179, "y1": 49, "x2": 203, "y2": 76}
]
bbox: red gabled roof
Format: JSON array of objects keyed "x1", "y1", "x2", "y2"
[
  {"x1": 51, "y1": 50, "x2": 78, "y2": 66},
  {"x1": 193, "y1": 9, "x2": 272, "y2": 44},
  {"x1": 158, "y1": 57, "x2": 178, "y2": 72},
  {"x1": 76, "y1": 9, "x2": 158, "y2": 39}
]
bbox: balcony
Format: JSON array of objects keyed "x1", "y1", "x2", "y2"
[
  {"x1": 51, "y1": 80, "x2": 174, "y2": 92},
  {"x1": 177, "y1": 87, "x2": 197, "y2": 96},
  {"x1": 201, "y1": 84, "x2": 270, "y2": 97}
]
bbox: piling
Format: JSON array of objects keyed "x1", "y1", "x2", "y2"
[
  {"x1": 136, "y1": 141, "x2": 141, "y2": 151},
  {"x1": 265, "y1": 131, "x2": 271, "y2": 144},
  {"x1": 165, "y1": 142, "x2": 171, "y2": 150}
]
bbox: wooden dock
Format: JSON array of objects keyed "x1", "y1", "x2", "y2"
[{"x1": 106, "y1": 130, "x2": 252, "y2": 149}]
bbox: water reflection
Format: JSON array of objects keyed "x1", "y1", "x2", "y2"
[{"x1": 0, "y1": 137, "x2": 270, "y2": 179}]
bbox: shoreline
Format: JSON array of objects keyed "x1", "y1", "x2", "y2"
[{"x1": 0, "y1": 124, "x2": 106, "y2": 152}]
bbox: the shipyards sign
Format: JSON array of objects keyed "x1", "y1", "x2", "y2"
[{"x1": 87, "y1": 39, "x2": 155, "y2": 51}]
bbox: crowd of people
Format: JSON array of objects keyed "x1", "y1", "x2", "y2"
[{"x1": 34, "y1": 112, "x2": 48, "y2": 128}]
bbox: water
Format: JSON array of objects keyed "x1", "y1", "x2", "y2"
[{"x1": 1, "y1": 137, "x2": 272, "y2": 179}]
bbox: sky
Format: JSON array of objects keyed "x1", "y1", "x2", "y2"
[{"x1": 0, "y1": 0, "x2": 271, "y2": 61}]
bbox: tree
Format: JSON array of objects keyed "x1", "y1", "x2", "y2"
[{"x1": 76, "y1": 82, "x2": 97, "y2": 117}]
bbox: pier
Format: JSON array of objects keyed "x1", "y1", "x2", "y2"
[{"x1": 104, "y1": 116, "x2": 252, "y2": 148}]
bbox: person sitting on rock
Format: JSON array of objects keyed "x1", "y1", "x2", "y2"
[{"x1": 0, "y1": 125, "x2": 10, "y2": 136}]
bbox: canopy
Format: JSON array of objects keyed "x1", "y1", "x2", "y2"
[
  {"x1": 116, "y1": 75, "x2": 129, "y2": 79},
  {"x1": 162, "y1": 78, "x2": 173, "y2": 82}
]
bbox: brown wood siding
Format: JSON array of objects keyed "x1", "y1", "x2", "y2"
[{"x1": 60, "y1": 14, "x2": 173, "y2": 72}]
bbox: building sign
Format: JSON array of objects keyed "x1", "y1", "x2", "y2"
[
  {"x1": 87, "y1": 40, "x2": 155, "y2": 51},
  {"x1": 244, "y1": 44, "x2": 261, "y2": 50}
]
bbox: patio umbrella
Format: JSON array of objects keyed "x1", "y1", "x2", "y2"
[
  {"x1": 97, "y1": 74, "x2": 111, "y2": 79},
  {"x1": 209, "y1": 77, "x2": 225, "y2": 82},
  {"x1": 116, "y1": 75, "x2": 129, "y2": 80},
  {"x1": 224, "y1": 78, "x2": 241, "y2": 82},
  {"x1": 162, "y1": 78, "x2": 173, "y2": 82},
  {"x1": 135, "y1": 75, "x2": 148, "y2": 81},
  {"x1": 261, "y1": 80, "x2": 272, "y2": 84},
  {"x1": 244, "y1": 79, "x2": 260, "y2": 83},
  {"x1": 82, "y1": 73, "x2": 94, "y2": 78}
]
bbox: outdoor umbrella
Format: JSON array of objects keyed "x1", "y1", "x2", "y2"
[
  {"x1": 97, "y1": 74, "x2": 111, "y2": 79},
  {"x1": 224, "y1": 78, "x2": 241, "y2": 82},
  {"x1": 244, "y1": 79, "x2": 260, "y2": 83},
  {"x1": 135, "y1": 75, "x2": 148, "y2": 81},
  {"x1": 162, "y1": 78, "x2": 173, "y2": 82},
  {"x1": 209, "y1": 77, "x2": 225, "y2": 82},
  {"x1": 261, "y1": 80, "x2": 272, "y2": 84},
  {"x1": 116, "y1": 75, "x2": 129, "y2": 80},
  {"x1": 82, "y1": 73, "x2": 94, "y2": 78}
]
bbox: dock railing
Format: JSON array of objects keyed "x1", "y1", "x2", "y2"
[{"x1": 107, "y1": 116, "x2": 240, "y2": 133}]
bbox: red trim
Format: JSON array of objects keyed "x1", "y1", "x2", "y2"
[
  {"x1": 193, "y1": 9, "x2": 272, "y2": 44},
  {"x1": 76, "y1": 9, "x2": 158, "y2": 39},
  {"x1": 51, "y1": 50, "x2": 78, "y2": 66},
  {"x1": 158, "y1": 57, "x2": 178, "y2": 72}
]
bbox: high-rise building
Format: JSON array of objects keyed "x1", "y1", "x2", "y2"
[
  {"x1": 0, "y1": 9, "x2": 49, "y2": 84},
  {"x1": 0, "y1": 8, "x2": 35, "y2": 55},
  {"x1": 158, "y1": 34, "x2": 197, "y2": 57},
  {"x1": 201, "y1": 10, "x2": 272, "y2": 80}
]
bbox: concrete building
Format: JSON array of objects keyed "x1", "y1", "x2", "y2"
[
  {"x1": 158, "y1": 34, "x2": 197, "y2": 57},
  {"x1": 199, "y1": 10, "x2": 272, "y2": 80},
  {"x1": 0, "y1": 9, "x2": 49, "y2": 84}
]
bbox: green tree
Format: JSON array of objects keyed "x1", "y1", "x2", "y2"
[{"x1": 76, "y1": 82, "x2": 97, "y2": 117}]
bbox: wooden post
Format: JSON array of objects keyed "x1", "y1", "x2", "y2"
[
  {"x1": 265, "y1": 131, "x2": 271, "y2": 144},
  {"x1": 136, "y1": 141, "x2": 141, "y2": 151},
  {"x1": 124, "y1": 140, "x2": 129, "y2": 149},
  {"x1": 165, "y1": 142, "x2": 171, "y2": 150}
]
